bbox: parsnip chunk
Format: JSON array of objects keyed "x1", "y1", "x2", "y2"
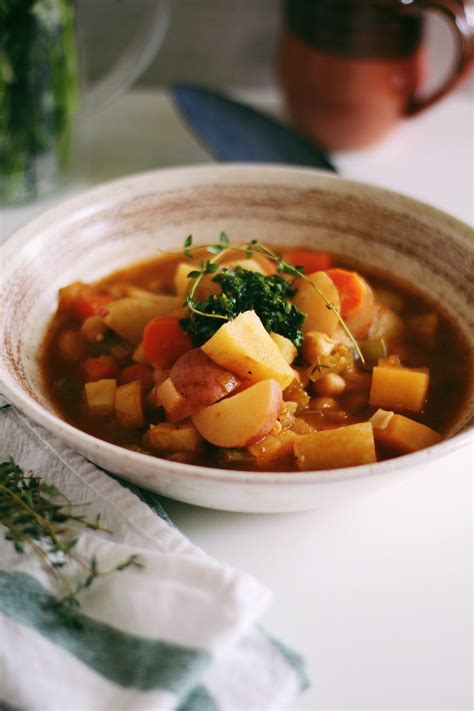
[
  {"x1": 271, "y1": 332, "x2": 297, "y2": 364},
  {"x1": 84, "y1": 379, "x2": 117, "y2": 416},
  {"x1": 293, "y1": 271, "x2": 340, "y2": 336},
  {"x1": 248, "y1": 429, "x2": 298, "y2": 468},
  {"x1": 373, "y1": 413, "x2": 442, "y2": 453},
  {"x1": 115, "y1": 381, "x2": 144, "y2": 428},
  {"x1": 105, "y1": 296, "x2": 182, "y2": 344},
  {"x1": 369, "y1": 365, "x2": 429, "y2": 413},
  {"x1": 294, "y1": 422, "x2": 376, "y2": 470},
  {"x1": 146, "y1": 421, "x2": 204, "y2": 453},
  {"x1": 202, "y1": 310, "x2": 295, "y2": 388}
]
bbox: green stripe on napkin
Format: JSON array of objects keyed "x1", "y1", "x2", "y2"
[{"x1": 0, "y1": 571, "x2": 211, "y2": 694}]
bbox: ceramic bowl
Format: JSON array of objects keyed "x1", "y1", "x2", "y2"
[{"x1": 0, "y1": 165, "x2": 472, "y2": 512}]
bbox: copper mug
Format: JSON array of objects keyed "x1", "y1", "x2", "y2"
[{"x1": 277, "y1": 0, "x2": 474, "y2": 149}]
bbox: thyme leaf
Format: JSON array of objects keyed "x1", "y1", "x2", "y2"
[
  {"x1": 0, "y1": 456, "x2": 143, "y2": 627},
  {"x1": 178, "y1": 234, "x2": 364, "y2": 362}
]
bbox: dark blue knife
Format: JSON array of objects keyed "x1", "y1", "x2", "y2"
[{"x1": 171, "y1": 84, "x2": 337, "y2": 173}]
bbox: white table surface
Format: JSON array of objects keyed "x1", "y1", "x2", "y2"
[{"x1": 1, "y1": 89, "x2": 472, "y2": 711}]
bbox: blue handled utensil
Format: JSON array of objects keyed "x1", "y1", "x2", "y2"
[{"x1": 171, "y1": 84, "x2": 337, "y2": 173}]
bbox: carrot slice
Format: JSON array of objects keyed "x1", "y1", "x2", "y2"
[
  {"x1": 325, "y1": 269, "x2": 364, "y2": 318},
  {"x1": 82, "y1": 355, "x2": 119, "y2": 382},
  {"x1": 326, "y1": 268, "x2": 375, "y2": 339},
  {"x1": 142, "y1": 316, "x2": 192, "y2": 368},
  {"x1": 283, "y1": 249, "x2": 332, "y2": 273},
  {"x1": 119, "y1": 364, "x2": 155, "y2": 391},
  {"x1": 71, "y1": 294, "x2": 112, "y2": 322}
]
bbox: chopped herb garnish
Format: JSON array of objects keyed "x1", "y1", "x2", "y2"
[
  {"x1": 178, "y1": 234, "x2": 365, "y2": 361},
  {"x1": 182, "y1": 267, "x2": 306, "y2": 346}
]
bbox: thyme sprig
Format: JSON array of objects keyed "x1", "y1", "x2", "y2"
[
  {"x1": 181, "y1": 234, "x2": 364, "y2": 362},
  {"x1": 0, "y1": 457, "x2": 143, "y2": 627}
]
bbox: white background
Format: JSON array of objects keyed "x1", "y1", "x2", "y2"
[{"x1": 1, "y1": 86, "x2": 472, "y2": 710}]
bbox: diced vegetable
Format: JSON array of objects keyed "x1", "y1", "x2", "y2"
[
  {"x1": 119, "y1": 364, "x2": 154, "y2": 391},
  {"x1": 115, "y1": 381, "x2": 144, "y2": 428},
  {"x1": 82, "y1": 355, "x2": 119, "y2": 382},
  {"x1": 326, "y1": 269, "x2": 375, "y2": 339},
  {"x1": 368, "y1": 306, "x2": 404, "y2": 345},
  {"x1": 84, "y1": 379, "x2": 117, "y2": 417},
  {"x1": 293, "y1": 271, "x2": 340, "y2": 336},
  {"x1": 301, "y1": 331, "x2": 335, "y2": 363},
  {"x1": 369, "y1": 365, "x2": 429, "y2": 413},
  {"x1": 294, "y1": 422, "x2": 377, "y2": 470},
  {"x1": 369, "y1": 408, "x2": 395, "y2": 430},
  {"x1": 104, "y1": 296, "x2": 183, "y2": 345},
  {"x1": 142, "y1": 316, "x2": 192, "y2": 368},
  {"x1": 132, "y1": 342, "x2": 149, "y2": 365},
  {"x1": 192, "y1": 379, "x2": 283, "y2": 448},
  {"x1": 155, "y1": 377, "x2": 189, "y2": 421},
  {"x1": 169, "y1": 348, "x2": 241, "y2": 413},
  {"x1": 146, "y1": 421, "x2": 204, "y2": 453},
  {"x1": 71, "y1": 294, "x2": 112, "y2": 322},
  {"x1": 282, "y1": 249, "x2": 332, "y2": 273},
  {"x1": 271, "y1": 332, "x2": 297, "y2": 364},
  {"x1": 372, "y1": 412, "x2": 442, "y2": 453},
  {"x1": 358, "y1": 338, "x2": 387, "y2": 368},
  {"x1": 57, "y1": 329, "x2": 86, "y2": 363},
  {"x1": 202, "y1": 310, "x2": 295, "y2": 388},
  {"x1": 248, "y1": 429, "x2": 298, "y2": 468}
]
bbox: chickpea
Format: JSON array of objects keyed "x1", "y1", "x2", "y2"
[
  {"x1": 313, "y1": 373, "x2": 346, "y2": 397},
  {"x1": 81, "y1": 316, "x2": 107, "y2": 343},
  {"x1": 311, "y1": 396, "x2": 338, "y2": 411}
]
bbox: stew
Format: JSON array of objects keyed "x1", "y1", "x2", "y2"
[{"x1": 41, "y1": 236, "x2": 471, "y2": 471}]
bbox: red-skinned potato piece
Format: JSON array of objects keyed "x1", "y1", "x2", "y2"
[
  {"x1": 166, "y1": 348, "x2": 241, "y2": 418},
  {"x1": 326, "y1": 269, "x2": 375, "y2": 339},
  {"x1": 192, "y1": 379, "x2": 283, "y2": 448}
]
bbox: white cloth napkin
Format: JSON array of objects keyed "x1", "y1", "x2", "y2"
[{"x1": 0, "y1": 398, "x2": 308, "y2": 711}]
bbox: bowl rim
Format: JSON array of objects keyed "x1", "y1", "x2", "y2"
[{"x1": 1, "y1": 163, "x2": 472, "y2": 487}]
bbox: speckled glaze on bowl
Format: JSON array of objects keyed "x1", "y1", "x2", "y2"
[{"x1": 0, "y1": 165, "x2": 472, "y2": 512}]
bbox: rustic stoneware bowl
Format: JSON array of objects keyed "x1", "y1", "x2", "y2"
[{"x1": 0, "y1": 165, "x2": 472, "y2": 512}]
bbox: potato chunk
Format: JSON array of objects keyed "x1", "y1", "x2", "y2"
[
  {"x1": 146, "y1": 421, "x2": 204, "y2": 453},
  {"x1": 294, "y1": 422, "x2": 376, "y2": 470},
  {"x1": 271, "y1": 332, "x2": 297, "y2": 364},
  {"x1": 293, "y1": 271, "x2": 340, "y2": 336},
  {"x1": 372, "y1": 412, "x2": 442, "y2": 453},
  {"x1": 192, "y1": 379, "x2": 283, "y2": 448},
  {"x1": 202, "y1": 310, "x2": 295, "y2": 388},
  {"x1": 369, "y1": 365, "x2": 429, "y2": 413},
  {"x1": 84, "y1": 379, "x2": 117, "y2": 417},
  {"x1": 248, "y1": 429, "x2": 298, "y2": 468},
  {"x1": 104, "y1": 296, "x2": 183, "y2": 344},
  {"x1": 115, "y1": 381, "x2": 144, "y2": 428}
]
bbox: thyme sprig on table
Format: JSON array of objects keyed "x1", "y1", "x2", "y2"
[
  {"x1": 0, "y1": 456, "x2": 142, "y2": 627},
  {"x1": 180, "y1": 233, "x2": 364, "y2": 361}
]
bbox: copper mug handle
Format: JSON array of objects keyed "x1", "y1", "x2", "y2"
[{"x1": 400, "y1": 0, "x2": 474, "y2": 115}]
